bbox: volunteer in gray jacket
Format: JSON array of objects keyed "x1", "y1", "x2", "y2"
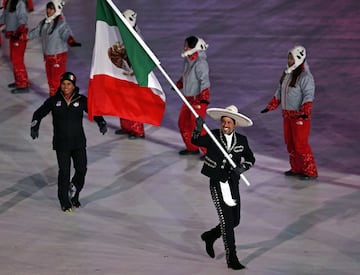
[
  {"x1": 176, "y1": 35, "x2": 210, "y2": 157},
  {"x1": 0, "y1": 0, "x2": 30, "y2": 93},
  {"x1": 28, "y1": 0, "x2": 81, "y2": 96},
  {"x1": 261, "y1": 45, "x2": 318, "y2": 180}
]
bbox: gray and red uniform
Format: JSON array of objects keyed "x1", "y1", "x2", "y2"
[
  {"x1": 0, "y1": 0, "x2": 29, "y2": 88},
  {"x1": 28, "y1": 14, "x2": 78, "y2": 96},
  {"x1": 177, "y1": 50, "x2": 210, "y2": 154},
  {"x1": 265, "y1": 62, "x2": 318, "y2": 177},
  {"x1": 0, "y1": 0, "x2": 33, "y2": 47}
]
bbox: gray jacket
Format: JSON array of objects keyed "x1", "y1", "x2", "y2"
[
  {"x1": 0, "y1": 0, "x2": 28, "y2": 32},
  {"x1": 28, "y1": 16, "x2": 73, "y2": 55},
  {"x1": 182, "y1": 51, "x2": 210, "y2": 96},
  {"x1": 274, "y1": 62, "x2": 315, "y2": 111}
]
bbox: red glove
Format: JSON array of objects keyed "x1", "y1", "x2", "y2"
[
  {"x1": 13, "y1": 24, "x2": 28, "y2": 40},
  {"x1": 67, "y1": 36, "x2": 82, "y2": 47},
  {"x1": 16, "y1": 24, "x2": 26, "y2": 34},
  {"x1": 265, "y1": 96, "x2": 281, "y2": 111},
  {"x1": 176, "y1": 78, "x2": 183, "y2": 89},
  {"x1": 300, "y1": 101, "x2": 312, "y2": 119},
  {"x1": 198, "y1": 88, "x2": 210, "y2": 104},
  {"x1": 5, "y1": 31, "x2": 14, "y2": 39},
  {"x1": 26, "y1": 0, "x2": 34, "y2": 12}
]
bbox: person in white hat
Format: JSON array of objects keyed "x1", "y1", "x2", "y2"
[
  {"x1": 260, "y1": 45, "x2": 318, "y2": 180},
  {"x1": 27, "y1": 0, "x2": 81, "y2": 96},
  {"x1": 177, "y1": 35, "x2": 210, "y2": 157},
  {"x1": 191, "y1": 105, "x2": 255, "y2": 270}
]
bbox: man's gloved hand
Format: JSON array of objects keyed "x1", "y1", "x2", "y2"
[
  {"x1": 98, "y1": 121, "x2": 107, "y2": 135},
  {"x1": 195, "y1": 116, "x2": 204, "y2": 132},
  {"x1": 233, "y1": 163, "x2": 250, "y2": 177},
  {"x1": 192, "y1": 116, "x2": 204, "y2": 139},
  {"x1": 30, "y1": 128, "x2": 39, "y2": 139},
  {"x1": 30, "y1": 120, "x2": 39, "y2": 139},
  {"x1": 260, "y1": 108, "x2": 269, "y2": 113}
]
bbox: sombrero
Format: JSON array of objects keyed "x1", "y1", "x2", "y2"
[{"x1": 206, "y1": 105, "x2": 253, "y2": 127}]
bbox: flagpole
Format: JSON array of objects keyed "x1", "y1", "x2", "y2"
[
  {"x1": 157, "y1": 66, "x2": 251, "y2": 187},
  {"x1": 105, "y1": 0, "x2": 250, "y2": 186}
]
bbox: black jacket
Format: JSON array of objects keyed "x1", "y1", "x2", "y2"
[
  {"x1": 31, "y1": 88, "x2": 105, "y2": 151},
  {"x1": 192, "y1": 129, "x2": 255, "y2": 182}
]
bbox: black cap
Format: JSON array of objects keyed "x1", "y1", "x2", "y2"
[
  {"x1": 61, "y1": 72, "x2": 76, "y2": 86},
  {"x1": 185, "y1": 36, "x2": 198, "y2": 49}
]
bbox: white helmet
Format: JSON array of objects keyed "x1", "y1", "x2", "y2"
[
  {"x1": 285, "y1": 45, "x2": 306, "y2": 74},
  {"x1": 46, "y1": 0, "x2": 65, "y2": 23},
  {"x1": 181, "y1": 37, "x2": 209, "y2": 58},
  {"x1": 123, "y1": 9, "x2": 137, "y2": 28}
]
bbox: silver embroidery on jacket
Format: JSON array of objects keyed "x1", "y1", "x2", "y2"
[
  {"x1": 233, "y1": 145, "x2": 244, "y2": 153},
  {"x1": 204, "y1": 156, "x2": 217, "y2": 168}
]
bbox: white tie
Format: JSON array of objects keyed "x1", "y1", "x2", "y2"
[
  {"x1": 220, "y1": 181, "x2": 237, "y2": 206},
  {"x1": 225, "y1": 133, "x2": 233, "y2": 150}
]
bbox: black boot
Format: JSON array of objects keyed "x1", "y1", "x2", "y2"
[
  {"x1": 227, "y1": 253, "x2": 245, "y2": 270},
  {"x1": 71, "y1": 191, "x2": 81, "y2": 208},
  {"x1": 201, "y1": 229, "x2": 220, "y2": 258}
]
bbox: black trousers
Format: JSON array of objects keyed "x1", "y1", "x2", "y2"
[
  {"x1": 209, "y1": 177, "x2": 241, "y2": 259},
  {"x1": 56, "y1": 148, "x2": 87, "y2": 208}
]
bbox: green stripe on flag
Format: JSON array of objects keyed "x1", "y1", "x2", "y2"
[{"x1": 96, "y1": 0, "x2": 156, "y2": 87}]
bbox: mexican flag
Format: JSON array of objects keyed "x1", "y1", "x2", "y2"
[{"x1": 88, "y1": 0, "x2": 165, "y2": 126}]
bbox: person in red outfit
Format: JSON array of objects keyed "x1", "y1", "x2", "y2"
[
  {"x1": 177, "y1": 35, "x2": 210, "y2": 157},
  {"x1": 0, "y1": 4, "x2": 3, "y2": 47},
  {"x1": 27, "y1": 0, "x2": 81, "y2": 96},
  {"x1": 261, "y1": 45, "x2": 318, "y2": 180},
  {"x1": 0, "y1": 0, "x2": 30, "y2": 93}
]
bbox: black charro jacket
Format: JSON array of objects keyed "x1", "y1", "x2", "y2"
[
  {"x1": 192, "y1": 129, "x2": 255, "y2": 182},
  {"x1": 31, "y1": 87, "x2": 105, "y2": 151}
]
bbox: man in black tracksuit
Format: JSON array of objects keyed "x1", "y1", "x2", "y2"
[
  {"x1": 30, "y1": 72, "x2": 107, "y2": 212},
  {"x1": 191, "y1": 105, "x2": 255, "y2": 270}
]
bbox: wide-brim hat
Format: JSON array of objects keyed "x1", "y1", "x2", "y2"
[{"x1": 207, "y1": 105, "x2": 253, "y2": 127}]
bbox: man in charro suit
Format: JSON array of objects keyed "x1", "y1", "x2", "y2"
[{"x1": 191, "y1": 105, "x2": 255, "y2": 270}]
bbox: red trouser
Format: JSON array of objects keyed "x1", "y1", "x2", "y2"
[
  {"x1": 283, "y1": 116, "x2": 318, "y2": 177},
  {"x1": 45, "y1": 52, "x2": 67, "y2": 96},
  {"x1": 178, "y1": 102, "x2": 207, "y2": 154},
  {"x1": 120, "y1": 118, "x2": 145, "y2": 136},
  {"x1": 9, "y1": 38, "x2": 29, "y2": 88}
]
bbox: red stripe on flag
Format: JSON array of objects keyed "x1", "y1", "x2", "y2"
[{"x1": 88, "y1": 74, "x2": 165, "y2": 126}]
